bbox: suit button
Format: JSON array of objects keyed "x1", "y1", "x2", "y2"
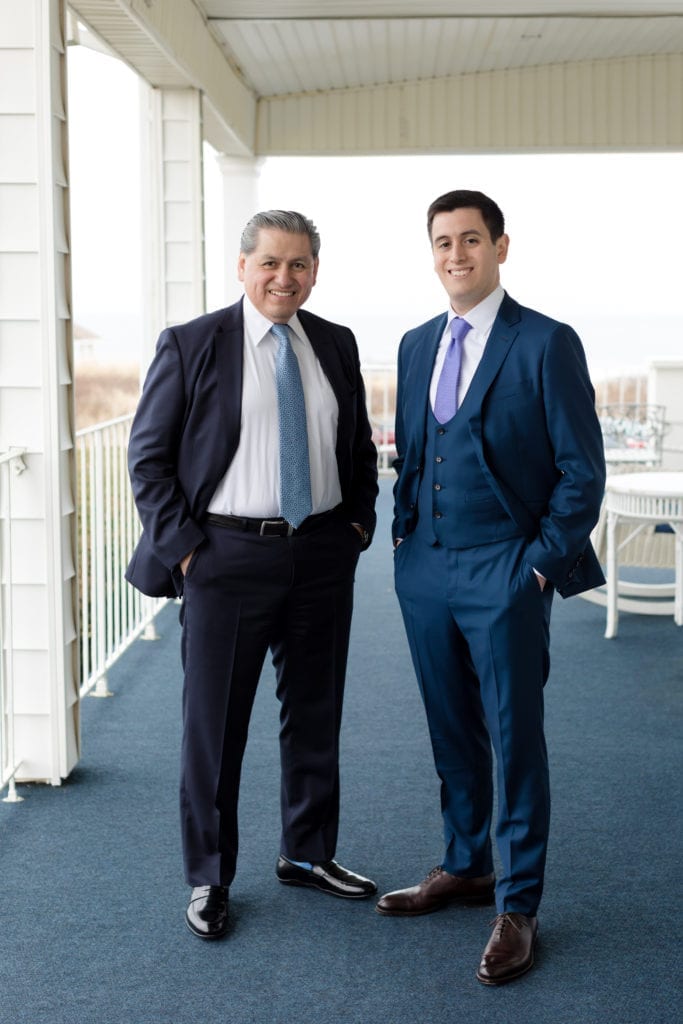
[
  {"x1": 437, "y1": 428, "x2": 446, "y2": 436},
  {"x1": 434, "y1": 511, "x2": 443, "y2": 519},
  {"x1": 435, "y1": 456, "x2": 443, "y2": 463},
  {"x1": 434, "y1": 484, "x2": 441, "y2": 491},
  {"x1": 409, "y1": 503, "x2": 415, "y2": 510}
]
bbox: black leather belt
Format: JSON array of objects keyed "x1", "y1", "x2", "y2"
[{"x1": 206, "y1": 505, "x2": 341, "y2": 538}]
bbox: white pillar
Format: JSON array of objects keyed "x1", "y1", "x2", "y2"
[
  {"x1": 217, "y1": 155, "x2": 263, "y2": 305},
  {"x1": 140, "y1": 86, "x2": 205, "y2": 372},
  {"x1": 649, "y1": 362, "x2": 683, "y2": 470},
  {"x1": 0, "y1": 0, "x2": 79, "y2": 785}
]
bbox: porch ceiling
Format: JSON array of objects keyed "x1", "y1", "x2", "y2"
[{"x1": 68, "y1": 1, "x2": 683, "y2": 155}]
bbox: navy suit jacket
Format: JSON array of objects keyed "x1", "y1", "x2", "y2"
[
  {"x1": 126, "y1": 299, "x2": 378, "y2": 598},
  {"x1": 393, "y1": 292, "x2": 606, "y2": 598}
]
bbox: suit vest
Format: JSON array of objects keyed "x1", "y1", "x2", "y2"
[{"x1": 414, "y1": 406, "x2": 524, "y2": 548}]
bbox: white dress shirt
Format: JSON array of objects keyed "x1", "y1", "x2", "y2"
[
  {"x1": 208, "y1": 296, "x2": 342, "y2": 518},
  {"x1": 429, "y1": 285, "x2": 505, "y2": 410}
]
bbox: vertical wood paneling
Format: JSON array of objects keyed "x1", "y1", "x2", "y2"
[
  {"x1": 0, "y1": 0, "x2": 79, "y2": 784},
  {"x1": 256, "y1": 55, "x2": 683, "y2": 154},
  {"x1": 143, "y1": 87, "x2": 205, "y2": 337}
]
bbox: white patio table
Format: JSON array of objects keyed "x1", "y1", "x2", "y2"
[{"x1": 604, "y1": 471, "x2": 683, "y2": 638}]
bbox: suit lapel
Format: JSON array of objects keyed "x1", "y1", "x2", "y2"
[
  {"x1": 214, "y1": 300, "x2": 244, "y2": 465},
  {"x1": 411, "y1": 314, "x2": 447, "y2": 443},
  {"x1": 465, "y1": 294, "x2": 539, "y2": 538},
  {"x1": 299, "y1": 310, "x2": 346, "y2": 399},
  {"x1": 464, "y1": 293, "x2": 520, "y2": 416}
]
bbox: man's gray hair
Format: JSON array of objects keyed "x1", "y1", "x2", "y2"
[{"x1": 240, "y1": 210, "x2": 321, "y2": 258}]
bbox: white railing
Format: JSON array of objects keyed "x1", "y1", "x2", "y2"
[
  {"x1": 598, "y1": 403, "x2": 667, "y2": 467},
  {"x1": 75, "y1": 373, "x2": 397, "y2": 695},
  {"x1": 0, "y1": 447, "x2": 28, "y2": 802},
  {"x1": 76, "y1": 415, "x2": 167, "y2": 698},
  {"x1": 362, "y1": 363, "x2": 396, "y2": 474}
]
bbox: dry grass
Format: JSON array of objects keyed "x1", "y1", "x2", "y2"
[
  {"x1": 73, "y1": 362, "x2": 649, "y2": 433},
  {"x1": 594, "y1": 376, "x2": 648, "y2": 407},
  {"x1": 75, "y1": 362, "x2": 140, "y2": 430}
]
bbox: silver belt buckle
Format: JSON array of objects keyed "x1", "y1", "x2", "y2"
[{"x1": 259, "y1": 519, "x2": 293, "y2": 537}]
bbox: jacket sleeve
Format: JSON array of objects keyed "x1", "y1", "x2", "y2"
[
  {"x1": 127, "y1": 328, "x2": 206, "y2": 572},
  {"x1": 346, "y1": 334, "x2": 379, "y2": 544},
  {"x1": 523, "y1": 325, "x2": 606, "y2": 586}
]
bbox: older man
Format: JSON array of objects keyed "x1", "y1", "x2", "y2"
[{"x1": 127, "y1": 210, "x2": 378, "y2": 939}]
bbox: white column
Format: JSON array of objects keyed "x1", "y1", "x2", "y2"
[
  {"x1": 140, "y1": 86, "x2": 205, "y2": 372},
  {"x1": 0, "y1": 0, "x2": 79, "y2": 785},
  {"x1": 216, "y1": 155, "x2": 262, "y2": 305},
  {"x1": 649, "y1": 362, "x2": 683, "y2": 470}
]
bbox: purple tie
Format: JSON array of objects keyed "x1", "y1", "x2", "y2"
[{"x1": 433, "y1": 317, "x2": 472, "y2": 424}]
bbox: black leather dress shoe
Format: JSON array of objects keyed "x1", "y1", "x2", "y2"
[
  {"x1": 476, "y1": 912, "x2": 538, "y2": 985},
  {"x1": 276, "y1": 856, "x2": 377, "y2": 898},
  {"x1": 185, "y1": 885, "x2": 229, "y2": 939}
]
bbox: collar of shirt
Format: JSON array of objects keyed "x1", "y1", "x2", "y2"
[
  {"x1": 445, "y1": 284, "x2": 505, "y2": 340},
  {"x1": 242, "y1": 293, "x2": 305, "y2": 348},
  {"x1": 430, "y1": 285, "x2": 506, "y2": 410}
]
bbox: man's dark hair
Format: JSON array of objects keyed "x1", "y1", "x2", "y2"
[{"x1": 427, "y1": 190, "x2": 505, "y2": 243}]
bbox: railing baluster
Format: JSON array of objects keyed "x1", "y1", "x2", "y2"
[{"x1": 75, "y1": 415, "x2": 168, "y2": 699}]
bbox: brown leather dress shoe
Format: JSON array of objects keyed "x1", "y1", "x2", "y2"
[
  {"x1": 476, "y1": 912, "x2": 538, "y2": 985},
  {"x1": 375, "y1": 866, "x2": 495, "y2": 916}
]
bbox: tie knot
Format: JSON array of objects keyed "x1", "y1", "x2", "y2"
[
  {"x1": 450, "y1": 317, "x2": 472, "y2": 344},
  {"x1": 271, "y1": 322, "x2": 290, "y2": 344}
]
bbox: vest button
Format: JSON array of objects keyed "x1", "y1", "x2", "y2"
[
  {"x1": 434, "y1": 483, "x2": 441, "y2": 491},
  {"x1": 434, "y1": 511, "x2": 443, "y2": 519},
  {"x1": 435, "y1": 456, "x2": 443, "y2": 463},
  {"x1": 437, "y1": 428, "x2": 446, "y2": 435}
]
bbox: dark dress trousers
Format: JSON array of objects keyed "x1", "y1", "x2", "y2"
[
  {"x1": 392, "y1": 292, "x2": 606, "y2": 915},
  {"x1": 126, "y1": 299, "x2": 378, "y2": 886}
]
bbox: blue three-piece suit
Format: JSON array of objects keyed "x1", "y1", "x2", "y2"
[{"x1": 392, "y1": 292, "x2": 606, "y2": 914}]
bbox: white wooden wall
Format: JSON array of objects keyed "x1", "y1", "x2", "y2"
[
  {"x1": 140, "y1": 86, "x2": 206, "y2": 370},
  {"x1": 0, "y1": 0, "x2": 79, "y2": 784},
  {"x1": 257, "y1": 55, "x2": 683, "y2": 154}
]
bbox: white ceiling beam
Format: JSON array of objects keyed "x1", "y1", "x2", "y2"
[
  {"x1": 202, "y1": 2, "x2": 683, "y2": 19},
  {"x1": 69, "y1": 0, "x2": 257, "y2": 155}
]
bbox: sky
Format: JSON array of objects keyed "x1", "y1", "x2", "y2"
[{"x1": 67, "y1": 44, "x2": 683, "y2": 379}]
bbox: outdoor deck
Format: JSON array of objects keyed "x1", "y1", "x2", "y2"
[{"x1": 0, "y1": 479, "x2": 680, "y2": 1024}]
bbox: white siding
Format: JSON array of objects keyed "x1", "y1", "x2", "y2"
[
  {"x1": 256, "y1": 55, "x2": 683, "y2": 154},
  {"x1": 0, "y1": 0, "x2": 79, "y2": 784},
  {"x1": 140, "y1": 86, "x2": 206, "y2": 368}
]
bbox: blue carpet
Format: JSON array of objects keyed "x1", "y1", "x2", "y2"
[{"x1": 1, "y1": 479, "x2": 681, "y2": 1024}]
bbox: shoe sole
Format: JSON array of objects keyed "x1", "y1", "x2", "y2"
[
  {"x1": 277, "y1": 876, "x2": 376, "y2": 899},
  {"x1": 476, "y1": 937, "x2": 537, "y2": 985},
  {"x1": 375, "y1": 891, "x2": 495, "y2": 916},
  {"x1": 185, "y1": 914, "x2": 229, "y2": 940}
]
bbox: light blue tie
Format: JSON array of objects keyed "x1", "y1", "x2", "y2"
[
  {"x1": 271, "y1": 323, "x2": 313, "y2": 529},
  {"x1": 433, "y1": 316, "x2": 472, "y2": 424}
]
